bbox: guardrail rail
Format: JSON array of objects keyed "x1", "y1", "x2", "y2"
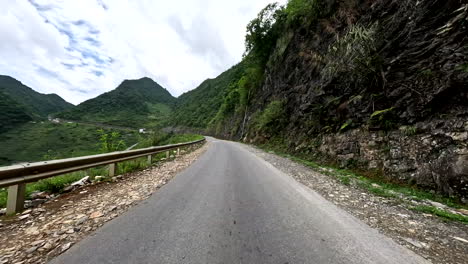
[{"x1": 0, "y1": 138, "x2": 205, "y2": 214}]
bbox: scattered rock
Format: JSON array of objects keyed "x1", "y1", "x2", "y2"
[
  {"x1": 94, "y1": 176, "x2": 104, "y2": 181},
  {"x1": 30, "y1": 240, "x2": 45, "y2": 247},
  {"x1": 403, "y1": 238, "x2": 430, "y2": 249},
  {"x1": 25, "y1": 246, "x2": 38, "y2": 254},
  {"x1": 30, "y1": 191, "x2": 48, "y2": 200},
  {"x1": 22, "y1": 209, "x2": 32, "y2": 215},
  {"x1": 62, "y1": 185, "x2": 75, "y2": 193},
  {"x1": 60, "y1": 243, "x2": 72, "y2": 253},
  {"x1": 25, "y1": 226, "x2": 40, "y2": 235},
  {"x1": 452, "y1": 236, "x2": 468, "y2": 243},
  {"x1": 0, "y1": 208, "x2": 5, "y2": 215},
  {"x1": 428, "y1": 201, "x2": 447, "y2": 209},
  {"x1": 89, "y1": 211, "x2": 103, "y2": 219},
  {"x1": 71, "y1": 176, "x2": 90, "y2": 187},
  {"x1": 30, "y1": 199, "x2": 47, "y2": 207},
  {"x1": 42, "y1": 242, "x2": 54, "y2": 251},
  {"x1": 75, "y1": 216, "x2": 89, "y2": 225},
  {"x1": 18, "y1": 214, "x2": 30, "y2": 220},
  {"x1": 455, "y1": 208, "x2": 468, "y2": 215}
]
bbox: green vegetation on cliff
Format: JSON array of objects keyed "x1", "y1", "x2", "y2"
[{"x1": 171, "y1": 64, "x2": 245, "y2": 128}]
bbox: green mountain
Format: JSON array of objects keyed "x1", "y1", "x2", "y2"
[
  {"x1": 0, "y1": 91, "x2": 33, "y2": 133},
  {"x1": 171, "y1": 63, "x2": 245, "y2": 129},
  {"x1": 57, "y1": 77, "x2": 176, "y2": 128},
  {"x1": 0, "y1": 75, "x2": 73, "y2": 119}
]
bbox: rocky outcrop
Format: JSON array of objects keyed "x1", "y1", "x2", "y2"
[
  {"x1": 239, "y1": 0, "x2": 468, "y2": 199},
  {"x1": 294, "y1": 117, "x2": 468, "y2": 200}
]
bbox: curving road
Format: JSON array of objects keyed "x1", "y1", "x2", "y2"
[{"x1": 51, "y1": 138, "x2": 428, "y2": 264}]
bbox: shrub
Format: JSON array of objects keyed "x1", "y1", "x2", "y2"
[{"x1": 255, "y1": 100, "x2": 286, "y2": 134}]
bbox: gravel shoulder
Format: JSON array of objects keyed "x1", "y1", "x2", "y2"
[
  {"x1": 0, "y1": 143, "x2": 208, "y2": 264},
  {"x1": 242, "y1": 144, "x2": 468, "y2": 264}
]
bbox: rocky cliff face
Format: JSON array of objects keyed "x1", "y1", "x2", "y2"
[{"x1": 235, "y1": 0, "x2": 468, "y2": 200}]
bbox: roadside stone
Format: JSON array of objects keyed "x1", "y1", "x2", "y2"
[
  {"x1": 452, "y1": 236, "x2": 468, "y2": 243},
  {"x1": 31, "y1": 199, "x2": 47, "y2": 207},
  {"x1": 22, "y1": 209, "x2": 32, "y2": 215},
  {"x1": 403, "y1": 238, "x2": 430, "y2": 249},
  {"x1": 60, "y1": 243, "x2": 72, "y2": 253},
  {"x1": 25, "y1": 246, "x2": 38, "y2": 254},
  {"x1": 428, "y1": 201, "x2": 447, "y2": 209},
  {"x1": 71, "y1": 176, "x2": 90, "y2": 186},
  {"x1": 94, "y1": 176, "x2": 104, "y2": 181},
  {"x1": 18, "y1": 214, "x2": 30, "y2": 220},
  {"x1": 0, "y1": 208, "x2": 5, "y2": 215},
  {"x1": 75, "y1": 216, "x2": 89, "y2": 225},
  {"x1": 25, "y1": 227, "x2": 40, "y2": 235},
  {"x1": 30, "y1": 240, "x2": 45, "y2": 247},
  {"x1": 30, "y1": 191, "x2": 48, "y2": 200},
  {"x1": 89, "y1": 211, "x2": 103, "y2": 219},
  {"x1": 62, "y1": 186, "x2": 75, "y2": 193}
]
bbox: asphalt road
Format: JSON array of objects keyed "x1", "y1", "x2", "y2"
[{"x1": 51, "y1": 138, "x2": 428, "y2": 264}]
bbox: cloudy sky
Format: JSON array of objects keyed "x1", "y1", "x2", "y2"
[{"x1": 0, "y1": 0, "x2": 285, "y2": 105}]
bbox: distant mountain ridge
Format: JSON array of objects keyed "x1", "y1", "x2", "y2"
[
  {"x1": 0, "y1": 75, "x2": 73, "y2": 118},
  {"x1": 0, "y1": 75, "x2": 73, "y2": 132},
  {"x1": 56, "y1": 77, "x2": 176, "y2": 128}
]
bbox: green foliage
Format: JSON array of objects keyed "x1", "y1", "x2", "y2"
[
  {"x1": 255, "y1": 100, "x2": 286, "y2": 133},
  {"x1": 0, "y1": 122, "x2": 138, "y2": 166},
  {"x1": 245, "y1": 3, "x2": 286, "y2": 65},
  {"x1": 284, "y1": 0, "x2": 320, "y2": 25},
  {"x1": 411, "y1": 205, "x2": 468, "y2": 223},
  {"x1": 322, "y1": 24, "x2": 382, "y2": 85},
  {"x1": 98, "y1": 129, "x2": 127, "y2": 152},
  {"x1": 401, "y1": 126, "x2": 418, "y2": 136},
  {"x1": 455, "y1": 63, "x2": 468, "y2": 72},
  {"x1": 370, "y1": 107, "x2": 394, "y2": 118},
  {"x1": 172, "y1": 63, "x2": 245, "y2": 128},
  {"x1": 368, "y1": 107, "x2": 396, "y2": 130},
  {"x1": 339, "y1": 120, "x2": 352, "y2": 132},
  {"x1": 57, "y1": 77, "x2": 175, "y2": 128}
]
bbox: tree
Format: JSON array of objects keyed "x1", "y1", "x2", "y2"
[{"x1": 245, "y1": 3, "x2": 286, "y2": 65}]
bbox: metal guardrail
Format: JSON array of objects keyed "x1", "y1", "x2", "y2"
[{"x1": 0, "y1": 138, "x2": 205, "y2": 214}]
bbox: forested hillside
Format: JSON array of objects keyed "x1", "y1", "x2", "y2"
[
  {"x1": 171, "y1": 63, "x2": 245, "y2": 128},
  {"x1": 0, "y1": 91, "x2": 32, "y2": 133},
  {"x1": 0, "y1": 75, "x2": 73, "y2": 131},
  {"x1": 173, "y1": 0, "x2": 468, "y2": 200},
  {"x1": 57, "y1": 77, "x2": 176, "y2": 128},
  {"x1": 0, "y1": 75, "x2": 73, "y2": 118}
]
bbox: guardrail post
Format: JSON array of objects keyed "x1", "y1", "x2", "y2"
[
  {"x1": 177, "y1": 148, "x2": 180, "y2": 156},
  {"x1": 147, "y1": 154, "x2": 152, "y2": 165},
  {"x1": 109, "y1": 163, "x2": 116, "y2": 177},
  {"x1": 166, "y1": 151, "x2": 170, "y2": 159},
  {"x1": 6, "y1": 183, "x2": 26, "y2": 215}
]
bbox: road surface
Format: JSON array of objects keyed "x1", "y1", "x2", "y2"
[{"x1": 51, "y1": 138, "x2": 428, "y2": 264}]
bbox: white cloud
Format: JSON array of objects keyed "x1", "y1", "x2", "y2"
[{"x1": 0, "y1": 0, "x2": 286, "y2": 105}]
